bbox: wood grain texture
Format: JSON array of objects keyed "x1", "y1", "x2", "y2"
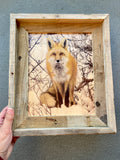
[
  {"x1": 13, "y1": 127, "x2": 115, "y2": 136},
  {"x1": 93, "y1": 25, "x2": 107, "y2": 122},
  {"x1": 16, "y1": 115, "x2": 106, "y2": 129},
  {"x1": 14, "y1": 14, "x2": 107, "y2": 34},
  {"x1": 8, "y1": 15, "x2": 16, "y2": 108},
  {"x1": 8, "y1": 14, "x2": 116, "y2": 135},
  {"x1": 8, "y1": 15, "x2": 17, "y2": 130},
  {"x1": 19, "y1": 23, "x2": 101, "y2": 34},
  {"x1": 11, "y1": 13, "x2": 109, "y2": 20},
  {"x1": 102, "y1": 15, "x2": 116, "y2": 133},
  {"x1": 14, "y1": 27, "x2": 28, "y2": 128}
]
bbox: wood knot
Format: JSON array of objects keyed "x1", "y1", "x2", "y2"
[
  {"x1": 96, "y1": 101, "x2": 100, "y2": 107},
  {"x1": 46, "y1": 117, "x2": 58, "y2": 125},
  {"x1": 11, "y1": 72, "x2": 14, "y2": 75},
  {"x1": 18, "y1": 56, "x2": 22, "y2": 61}
]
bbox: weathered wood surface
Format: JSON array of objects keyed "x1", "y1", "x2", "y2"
[
  {"x1": 13, "y1": 127, "x2": 115, "y2": 137},
  {"x1": 93, "y1": 24, "x2": 107, "y2": 122},
  {"x1": 14, "y1": 14, "x2": 108, "y2": 34},
  {"x1": 16, "y1": 116, "x2": 106, "y2": 129},
  {"x1": 8, "y1": 14, "x2": 116, "y2": 136},
  {"x1": 8, "y1": 15, "x2": 17, "y2": 130},
  {"x1": 8, "y1": 15, "x2": 16, "y2": 109},
  {"x1": 11, "y1": 13, "x2": 109, "y2": 20},
  {"x1": 19, "y1": 23, "x2": 101, "y2": 34},
  {"x1": 102, "y1": 15, "x2": 116, "y2": 133},
  {"x1": 15, "y1": 27, "x2": 28, "y2": 128},
  {"x1": 8, "y1": 16, "x2": 28, "y2": 129}
]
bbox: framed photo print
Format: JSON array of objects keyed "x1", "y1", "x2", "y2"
[{"x1": 8, "y1": 14, "x2": 116, "y2": 136}]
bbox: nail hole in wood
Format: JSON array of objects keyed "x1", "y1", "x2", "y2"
[
  {"x1": 56, "y1": 15, "x2": 59, "y2": 18},
  {"x1": 18, "y1": 56, "x2": 22, "y2": 61},
  {"x1": 11, "y1": 72, "x2": 14, "y2": 75},
  {"x1": 96, "y1": 101, "x2": 100, "y2": 107},
  {"x1": 54, "y1": 119, "x2": 58, "y2": 125}
]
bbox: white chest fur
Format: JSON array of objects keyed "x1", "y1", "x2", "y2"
[{"x1": 48, "y1": 56, "x2": 70, "y2": 83}]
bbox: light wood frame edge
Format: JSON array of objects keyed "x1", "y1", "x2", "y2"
[
  {"x1": 8, "y1": 14, "x2": 17, "y2": 130},
  {"x1": 10, "y1": 13, "x2": 109, "y2": 20},
  {"x1": 13, "y1": 127, "x2": 115, "y2": 136},
  {"x1": 102, "y1": 15, "x2": 116, "y2": 133}
]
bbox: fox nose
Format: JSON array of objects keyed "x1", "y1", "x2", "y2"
[{"x1": 56, "y1": 60, "x2": 60, "y2": 63}]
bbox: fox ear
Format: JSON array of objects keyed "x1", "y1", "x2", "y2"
[
  {"x1": 60, "y1": 38, "x2": 68, "y2": 49},
  {"x1": 47, "y1": 37, "x2": 55, "y2": 49}
]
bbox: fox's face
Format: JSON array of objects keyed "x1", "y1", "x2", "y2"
[{"x1": 47, "y1": 38, "x2": 69, "y2": 72}]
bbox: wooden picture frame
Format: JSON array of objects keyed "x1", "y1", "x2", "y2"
[{"x1": 8, "y1": 14, "x2": 116, "y2": 136}]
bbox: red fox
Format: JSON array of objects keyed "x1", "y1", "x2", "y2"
[{"x1": 40, "y1": 37, "x2": 77, "y2": 108}]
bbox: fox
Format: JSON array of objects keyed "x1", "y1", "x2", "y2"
[{"x1": 40, "y1": 37, "x2": 77, "y2": 108}]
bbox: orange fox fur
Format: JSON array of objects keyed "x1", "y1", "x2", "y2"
[{"x1": 40, "y1": 37, "x2": 77, "y2": 108}]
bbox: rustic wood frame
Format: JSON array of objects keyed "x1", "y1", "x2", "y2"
[{"x1": 8, "y1": 14, "x2": 116, "y2": 136}]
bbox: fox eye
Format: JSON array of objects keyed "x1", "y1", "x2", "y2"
[
  {"x1": 60, "y1": 52, "x2": 64, "y2": 56},
  {"x1": 52, "y1": 53, "x2": 56, "y2": 56}
]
